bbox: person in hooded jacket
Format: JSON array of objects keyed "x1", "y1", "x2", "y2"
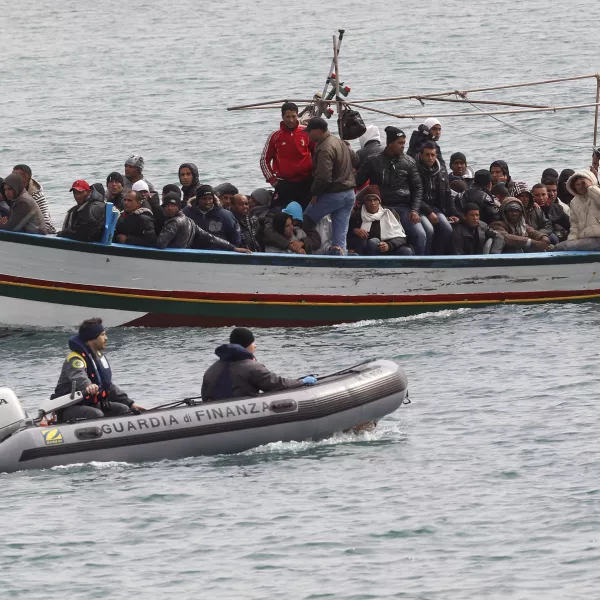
[
  {"x1": 12, "y1": 164, "x2": 56, "y2": 234},
  {"x1": 58, "y1": 180, "x2": 105, "y2": 242},
  {"x1": 201, "y1": 327, "x2": 315, "y2": 402},
  {"x1": 114, "y1": 190, "x2": 157, "y2": 247},
  {"x1": 448, "y1": 153, "x2": 474, "y2": 187},
  {"x1": 348, "y1": 185, "x2": 413, "y2": 256},
  {"x1": 356, "y1": 125, "x2": 383, "y2": 168},
  {"x1": 249, "y1": 188, "x2": 273, "y2": 224},
  {"x1": 407, "y1": 118, "x2": 445, "y2": 166},
  {"x1": 512, "y1": 181, "x2": 554, "y2": 239},
  {"x1": 179, "y1": 163, "x2": 200, "y2": 208},
  {"x1": 458, "y1": 170, "x2": 501, "y2": 224},
  {"x1": 263, "y1": 202, "x2": 321, "y2": 254},
  {"x1": 453, "y1": 203, "x2": 505, "y2": 255},
  {"x1": 557, "y1": 169, "x2": 575, "y2": 208},
  {"x1": 0, "y1": 178, "x2": 9, "y2": 218},
  {"x1": 489, "y1": 160, "x2": 519, "y2": 196},
  {"x1": 183, "y1": 184, "x2": 241, "y2": 246},
  {"x1": 417, "y1": 142, "x2": 459, "y2": 254},
  {"x1": 489, "y1": 197, "x2": 552, "y2": 252},
  {"x1": 555, "y1": 170, "x2": 600, "y2": 251},
  {"x1": 0, "y1": 172, "x2": 47, "y2": 235}
]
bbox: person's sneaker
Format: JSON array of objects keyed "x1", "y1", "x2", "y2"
[{"x1": 328, "y1": 245, "x2": 344, "y2": 256}]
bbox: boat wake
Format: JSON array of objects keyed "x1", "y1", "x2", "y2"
[
  {"x1": 336, "y1": 307, "x2": 471, "y2": 329},
  {"x1": 49, "y1": 460, "x2": 132, "y2": 471}
]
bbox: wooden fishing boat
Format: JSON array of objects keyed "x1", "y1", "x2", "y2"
[{"x1": 1, "y1": 230, "x2": 599, "y2": 328}]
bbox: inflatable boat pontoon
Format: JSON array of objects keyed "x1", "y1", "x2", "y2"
[{"x1": 0, "y1": 359, "x2": 408, "y2": 473}]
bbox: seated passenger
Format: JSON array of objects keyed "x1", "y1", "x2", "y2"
[
  {"x1": 58, "y1": 180, "x2": 105, "y2": 242},
  {"x1": 132, "y1": 179, "x2": 164, "y2": 232},
  {"x1": 183, "y1": 185, "x2": 241, "y2": 246},
  {"x1": 532, "y1": 182, "x2": 570, "y2": 243},
  {"x1": 489, "y1": 198, "x2": 552, "y2": 252},
  {"x1": 417, "y1": 142, "x2": 459, "y2": 254},
  {"x1": 201, "y1": 327, "x2": 316, "y2": 402},
  {"x1": 213, "y1": 182, "x2": 239, "y2": 211},
  {"x1": 490, "y1": 160, "x2": 519, "y2": 196},
  {"x1": 557, "y1": 168, "x2": 575, "y2": 210},
  {"x1": 263, "y1": 202, "x2": 321, "y2": 254},
  {"x1": 555, "y1": 170, "x2": 600, "y2": 251},
  {"x1": 52, "y1": 318, "x2": 145, "y2": 422},
  {"x1": 230, "y1": 193, "x2": 262, "y2": 252},
  {"x1": 249, "y1": 188, "x2": 273, "y2": 224},
  {"x1": 544, "y1": 177, "x2": 570, "y2": 216},
  {"x1": 0, "y1": 178, "x2": 9, "y2": 218},
  {"x1": 179, "y1": 162, "x2": 200, "y2": 208},
  {"x1": 157, "y1": 192, "x2": 247, "y2": 253},
  {"x1": 459, "y1": 170, "x2": 501, "y2": 224},
  {"x1": 448, "y1": 152, "x2": 474, "y2": 187},
  {"x1": 0, "y1": 172, "x2": 47, "y2": 235},
  {"x1": 490, "y1": 182, "x2": 509, "y2": 203},
  {"x1": 513, "y1": 181, "x2": 554, "y2": 241},
  {"x1": 452, "y1": 203, "x2": 504, "y2": 255},
  {"x1": 106, "y1": 172, "x2": 125, "y2": 210},
  {"x1": 12, "y1": 164, "x2": 56, "y2": 234},
  {"x1": 348, "y1": 185, "x2": 413, "y2": 256},
  {"x1": 114, "y1": 190, "x2": 157, "y2": 247}
]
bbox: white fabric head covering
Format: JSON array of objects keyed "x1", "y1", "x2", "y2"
[
  {"x1": 358, "y1": 125, "x2": 381, "y2": 148},
  {"x1": 132, "y1": 180, "x2": 150, "y2": 192},
  {"x1": 423, "y1": 117, "x2": 441, "y2": 130}
]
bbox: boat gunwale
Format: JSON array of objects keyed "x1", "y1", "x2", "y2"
[{"x1": 1, "y1": 230, "x2": 599, "y2": 269}]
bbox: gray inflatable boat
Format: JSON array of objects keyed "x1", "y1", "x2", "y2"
[{"x1": 0, "y1": 359, "x2": 408, "y2": 473}]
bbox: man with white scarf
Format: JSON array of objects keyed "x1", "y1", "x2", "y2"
[{"x1": 348, "y1": 185, "x2": 414, "y2": 256}]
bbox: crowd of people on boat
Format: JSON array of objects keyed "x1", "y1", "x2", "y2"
[
  {"x1": 52, "y1": 318, "x2": 315, "y2": 422},
  {"x1": 3, "y1": 101, "x2": 600, "y2": 255}
]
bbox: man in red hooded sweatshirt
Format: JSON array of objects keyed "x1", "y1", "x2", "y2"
[{"x1": 260, "y1": 102, "x2": 313, "y2": 210}]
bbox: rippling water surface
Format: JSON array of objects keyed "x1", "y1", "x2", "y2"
[{"x1": 2, "y1": 0, "x2": 600, "y2": 598}]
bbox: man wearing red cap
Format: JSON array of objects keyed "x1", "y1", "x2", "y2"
[{"x1": 58, "y1": 180, "x2": 106, "y2": 242}]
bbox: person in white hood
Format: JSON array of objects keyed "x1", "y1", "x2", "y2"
[
  {"x1": 555, "y1": 170, "x2": 600, "y2": 251},
  {"x1": 356, "y1": 125, "x2": 382, "y2": 168}
]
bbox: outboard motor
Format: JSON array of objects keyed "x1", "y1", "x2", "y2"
[{"x1": 0, "y1": 388, "x2": 27, "y2": 443}]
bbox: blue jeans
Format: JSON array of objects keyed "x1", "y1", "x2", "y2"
[
  {"x1": 395, "y1": 207, "x2": 427, "y2": 255},
  {"x1": 304, "y1": 189, "x2": 355, "y2": 253},
  {"x1": 421, "y1": 210, "x2": 454, "y2": 255}
]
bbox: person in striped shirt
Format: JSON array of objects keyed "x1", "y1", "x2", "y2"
[{"x1": 12, "y1": 164, "x2": 56, "y2": 234}]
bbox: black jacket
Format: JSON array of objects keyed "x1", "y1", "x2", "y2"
[
  {"x1": 115, "y1": 208, "x2": 157, "y2": 247},
  {"x1": 347, "y1": 207, "x2": 407, "y2": 254},
  {"x1": 417, "y1": 158, "x2": 458, "y2": 217},
  {"x1": 156, "y1": 212, "x2": 197, "y2": 249},
  {"x1": 356, "y1": 151, "x2": 423, "y2": 212},
  {"x1": 457, "y1": 187, "x2": 500, "y2": 224},
  {"x1": 541, "y1": 202, "x2": 570, "y2": 241},
  {"x1": 452, "y1": 221, "x2": 505, "y2": 255},
  {"x1": 407, "y1": 127, "x2": 445, "y2": 165},
  {"x1": 233, "y1": 213, "x2": 262, "y2": 252},
  {"x1": 356, "y1": 140, "x2": 383, "y2": 169},
  {"x1": 59, "y1": 188, "x2": 106, "y2": 242}
]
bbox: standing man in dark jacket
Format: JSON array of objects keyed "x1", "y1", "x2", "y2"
[
  {"x1": 261, "y1": 102, "x2": 314, "y2": 209},
  {"x1": 303, "y1": 117, "x2": 356, "y2": 256},
  {"x1": 201, "y1": 327, "x2": 316, "y2": 401},
  {"x1": 356, "y1": 126, "x2": 427, "y2": 254},
  {"x1": 407, "y1": 118, "x2": 445, "y2": 166},
  {"x1": 114, "y1": 191, "x2": 157, "y2": 247},
  {"x1": 183, "y1": 184, "x2": 241, "y2": 246},
  {"x1": 0, "y1": 172, "x2": 47, "y2": 235},
  {"x1": 417, "y1": 142, "x2": 459, "y2": 254},
  {"x1": 453, "y1": 203, "x2": 504, "y2": 255},
  {"x1": 58, "y1": 180, "x2": 105, "y2": 242},
  {"x1": 124, "y1": 155, "x2": 155, "y2": 193},
  {"x1": 230, "y1": 193, "x2": 262, "y2": 252}
]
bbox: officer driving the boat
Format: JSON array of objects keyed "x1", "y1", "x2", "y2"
[{"x1": 52, "y1": 318, "x2": 145, "y2": 422}]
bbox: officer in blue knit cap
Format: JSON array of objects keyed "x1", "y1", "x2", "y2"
[{"x1": 51, "y1": 317, "x2": 145, "y2": 422}]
